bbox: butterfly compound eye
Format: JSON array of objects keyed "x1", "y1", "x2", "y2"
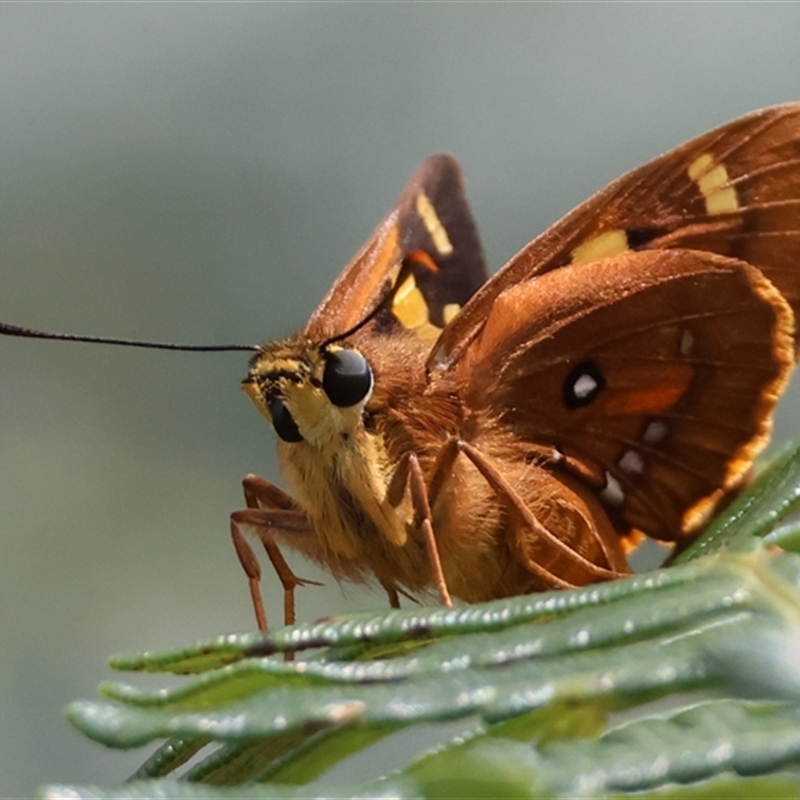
[
  {"x1": 323, "y1": 349, "x2": 373, "y2": 408},
  {"x1": 268, "y1": 396, "x2": 304, "y2": 443}
]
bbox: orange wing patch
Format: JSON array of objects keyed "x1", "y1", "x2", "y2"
[{"x1": 600, "y1": 367, "x2": 694, "y2": 416}]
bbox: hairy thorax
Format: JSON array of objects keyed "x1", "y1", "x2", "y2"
[{"x1": 260, "y1": 331, "x2": 462, "y2": 594}]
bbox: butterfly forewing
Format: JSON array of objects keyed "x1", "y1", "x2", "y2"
[
  {"x1": 234, "y1": 104, "x2": 800, "y2": 628},
  {"x1": 434, "y1": 102, "x2": 800, "y2": 367},
  {"x1": 305, "y1": 154, "x2": 488, "y2": 342}
]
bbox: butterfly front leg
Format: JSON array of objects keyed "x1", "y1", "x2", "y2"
[
  {"x1": 230, "y1": 474, "x2": 323, "y2": 630},
  {"x1": 386, "y1": 452, "x2": 453, "y2": 608}
]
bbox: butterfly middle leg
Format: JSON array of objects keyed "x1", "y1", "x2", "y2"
[
  {"x1": 230, "y1": 475, "x2": 323, "y2": 630},
  {"x1": 419, "y1": 439, "x2": 630, "y2": 600},
  {"x1": 455, "y1": 441, "x2": 628, "y2": 587}
]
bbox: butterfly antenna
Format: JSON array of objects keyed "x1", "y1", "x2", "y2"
[
  {"x1": 0, "y1": 321, "x2": 259, "y2": 352},
  {"x1": 320, "y1": 295, "x2": 390, "y2": 348},
  {"x1": 321, "y1": 249, "x2": 438, "y2": 348}
]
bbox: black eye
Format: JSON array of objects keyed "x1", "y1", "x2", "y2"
[
  {"x1": 323, "y1": 349, "x2": 373, "y2": 408},
  {"x1": 268, "y1": 397, "x2": 303, "y2": 442}
]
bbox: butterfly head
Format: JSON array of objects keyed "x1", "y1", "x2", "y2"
[{"x1": 243, "y1": 337, "x2": 374, "y2": 449}]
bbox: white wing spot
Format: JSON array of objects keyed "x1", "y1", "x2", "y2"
[
  {"x1": 680, "y1": 329, "x2": 695, "y2": 356},
  {"x1": 573, "y1": 373, "x2": 599, "y2": 399},
  {"x1": 619, "y1": 449, "x2": 645, "y2": 476},
  {"x1": 599, "y1": 472, "x2": 625, "y2": 507},
  {"x1": 643, "y1": 420, "x2": 668, "y2": 445}
]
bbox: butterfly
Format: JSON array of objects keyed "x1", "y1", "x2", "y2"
[
  {"x1": 231, "y1": 103, "x2": 800, "y2": 629},
  {"x1": 3, "y1": 104, "x2": 799, "y2": 631}
]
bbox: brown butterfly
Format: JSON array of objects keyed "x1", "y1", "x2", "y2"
[
  {"x1": 3, "y1": 103, "x2": 800, "y2": 631},
  {"x1": 232, "y1": 102, "x2": 800, "y2": 630}
]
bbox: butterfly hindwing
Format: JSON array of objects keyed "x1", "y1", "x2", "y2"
[{"x1": 458, "y1": 248, "x2": 795, "y2": 542}]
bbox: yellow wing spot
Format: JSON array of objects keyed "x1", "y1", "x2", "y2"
[
  {"x1": 687, "y1": 152, "x2": 739, "y2": 215},
  {"x1": 392, "y1": 272, "x2": 445, "y2": 340},
  {"x1": 442, "y1": 303, "x2": 461, "y2": 325},
  {"x1": 416, "y1": 192, "x2": 454, "y2": 256},
  {"x1": 570, "y1": 229, "x2": 629, "y2": 264},
  {"x1": 687, "y1": 152, "x2": 714, "y2": 181},
  {"x1": 393, "y1": 273, "x2": 431, "y2": 327},
  {"x1": 416, "y1": 323, "x2": 445, "y2": 340}
]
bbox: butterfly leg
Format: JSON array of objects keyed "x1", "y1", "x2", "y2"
[
  {"x1": 230, "y1": 474, "x2": 322, "y2": 630},
  {"x1": 380, "y1": 580, "x2": 401, "y2": 609},
  {"x1": 443, "y1": 440, "x2": 625, "y2": 589},
  {"x1": 387, "y1": 453, "x2": 453, "y2": 608},
  {"x1": 379, "y1": 581, "x2": 421, "y2": 609}
]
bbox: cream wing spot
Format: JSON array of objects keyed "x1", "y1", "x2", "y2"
[
  {"x1": 415, "y1": 192, "x2": 454, "y2": 256},
  {"x1": 687, "y1": 152, "x2": 714, "y2": 181},
  {"x1": 687, "y1": 152, "x2": 739, "y2": 215},
  {"x1": 442, "y1": 303, "x2": 461, "y2": 325},
  {"x1": 570, "y1": 229, "x2": 629, "y2": 264}
]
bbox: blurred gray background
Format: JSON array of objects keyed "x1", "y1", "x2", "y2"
[{"x1": 1, "y1": 4, "x2": 799, "y2": 795}]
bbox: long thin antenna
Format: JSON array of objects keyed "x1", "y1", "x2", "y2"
[
  {"x1": 0, "y1": 321, "x2": 259, "y2": 353},
  {"x1": 320, "y1": 249, "x2": 439, "y2": 349}
]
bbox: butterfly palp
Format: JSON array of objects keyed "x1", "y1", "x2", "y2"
[{"x1": 268, "y1": 397, "x2": 304, "y2": 443}]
